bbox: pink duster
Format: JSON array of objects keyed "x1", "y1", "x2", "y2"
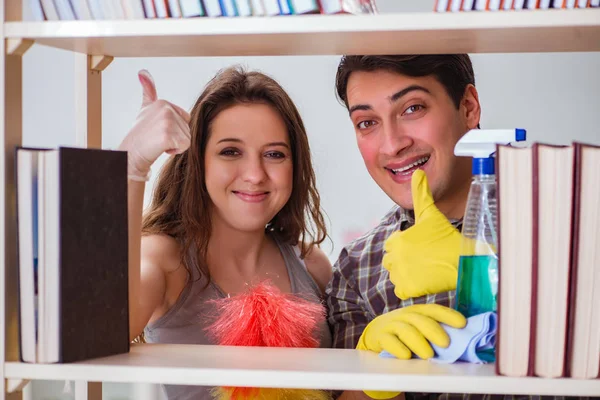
[{"x1": 205, "y1": 280, "x2": 332, "y2": 400}]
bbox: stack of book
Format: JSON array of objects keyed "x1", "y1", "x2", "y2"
[
  {"x1": 496, "y1": 142, "x2": 600, "y2": 380},
  {"x1": 16, "y1": 147, "x2": 130, "y2": 363},
  {"x1": 29, "y1": 0, "x2": 378, "y2": 20},
  {"x1": 435, "y1": 0, "x2": 599, "y2": 12}
]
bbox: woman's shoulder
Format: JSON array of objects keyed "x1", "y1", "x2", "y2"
[
  {"x1": 301, "y1": 245, "x2": 332, "y2": 294},
  {"x1": 141, "y1": 234, "x2": 183, "y2": 274}
]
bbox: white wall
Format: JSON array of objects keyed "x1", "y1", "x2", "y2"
[
  {"x1": 19, "y1": 1, "x2": 600, "y2": 399},
  {"x1": 23, "y1": 48, "x2": 600, "y2": 263}
]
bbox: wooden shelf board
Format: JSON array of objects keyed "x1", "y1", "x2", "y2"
[
  {"x1": 4, "y1": 9, "x2": 600, "y2": 57},
  {"x1": 4, "y1": 344, "x2": 600, "y2": 395}
]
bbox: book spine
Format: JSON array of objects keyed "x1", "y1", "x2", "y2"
[{"x1": 528, "y1": 143, "x2": 540, "y2": 378}]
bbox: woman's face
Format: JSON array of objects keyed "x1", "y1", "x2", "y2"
[{"x1": 204, "y1": 103, "x2": 293, "y2": 233}]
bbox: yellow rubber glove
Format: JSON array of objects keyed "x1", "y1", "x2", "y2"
[
  {"x1": 382, "y1": 169, "x2": 462, "y2": 301},
  {"x1": 357, "y1": 304, "x2": 467, "y2": 399}
]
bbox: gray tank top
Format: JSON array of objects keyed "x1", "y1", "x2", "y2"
[{"x1": 143, "y1": 233, "x2": 333, "y2": 400}]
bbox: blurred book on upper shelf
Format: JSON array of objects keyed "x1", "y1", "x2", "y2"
[
  {"x1": 434, "y1": 0, "x2": 599, "y2": 12},
  {"x1": 27, "y1": 0, "x2": 379, "y2": 21},
  {"x1": 16, "y1": 146, "x2": 130, "y2": 364}
]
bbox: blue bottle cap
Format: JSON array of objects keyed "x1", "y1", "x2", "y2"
[{"x1": 473, "y1": 157, "x2": 495, "y2": 175}]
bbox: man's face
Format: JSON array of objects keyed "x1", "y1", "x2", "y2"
[{"x1": 346, "y1": 70, "x2": 479, "y2": 214}]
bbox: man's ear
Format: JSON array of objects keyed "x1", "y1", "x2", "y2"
[{"x1": 461, "y1": 84, "x2": 481, "y2": 130}]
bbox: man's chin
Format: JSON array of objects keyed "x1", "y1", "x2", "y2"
[{"x1": 389, "y1": 193, "x2": 414, "y2": 212}]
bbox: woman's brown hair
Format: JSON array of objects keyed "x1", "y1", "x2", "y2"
[{"x1": 142, "y1": 66, "x2": 328, "y2": 283}]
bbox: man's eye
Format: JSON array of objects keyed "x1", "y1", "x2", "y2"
[
  {"x1": 357, "y1": 120, "x2": 376, "y2": 129},
  {"x1": 404, "y1": 105, "x2": 424, "y2": 115}
]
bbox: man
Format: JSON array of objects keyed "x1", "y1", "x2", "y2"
[
  {"x1": 325, "y1": 54, "x2": 476, "y2": 400},
  {"x1": 325, "y1": 55, "x2": 581, "y2": 400}
]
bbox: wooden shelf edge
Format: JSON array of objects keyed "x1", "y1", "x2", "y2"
[
  {"x1": 5, "y1": 9, "x2": 600, "y2": 37},
  {"x1": 2, "y1": 9, "x2": 600, "y2": 56},
  {"x1": 4, "y1": 344, "x2": 600, "y2": 396}
]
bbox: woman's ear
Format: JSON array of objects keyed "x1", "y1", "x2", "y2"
[{"x1": 462, "y1": 84, "x2": 481, "y2": 130}]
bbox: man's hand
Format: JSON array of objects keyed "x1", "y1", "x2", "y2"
[
  {"x1": 356, "y1": 304, "x2": 466, "y2": 399},
  {"x1": 338, "y1": 391, "x2": 405, "y2": 400},
  {"x1": 382, "y1": 169, "x2": 462, "y2": 301}
]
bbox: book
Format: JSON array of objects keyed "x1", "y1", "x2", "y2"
[
  {"x1": 235, "y1": 0, "x2": 252, "y2": 16},
  {"x1": 17, "y1": 147, "x2": 130, "y2": 364},
  {"x1": 16, "y1": 149, "x2": 39, "y2": 363},
  {"x1": 154, "y1": 0, "x2": 170, "y2": 17},
  {"x1": 531, "y1": 143, "x2": 574, "y2": 378},
  {"x1": 565, "y1": 142, "x2": 600, "y2": 379},
  {"x1": 141, "y1": 0, "x2": 158, "y2": 17},
  {"x1": 496, "y1": 143, "x2": 535, "y2": 378},
  {"x1": 180, "y1": 0, "x2": 206, "y2": 16},
  {"x1": 167, "y1": 0, "x2": 183, "y2": 17},
  {"x1": 70, "y1": 0, "x2": 93, "y2": 20},
  {"x1": 39, "y1": 0, "x2": 60, "y2": 20}
]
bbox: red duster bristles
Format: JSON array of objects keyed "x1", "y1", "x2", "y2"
[{"x1": 205, "y1": 280, "x2": 331, "y2": 400}]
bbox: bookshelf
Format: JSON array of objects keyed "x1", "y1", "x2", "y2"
[
  {"x1": 3, "y1": 9, "x2": 600, "y2": 56},
  {"x1": 4, "y1": 344, "x2": 600, "y2": 397},
  {"x1": 2, "y1": 1, "x2": 600, "y2": 400}
]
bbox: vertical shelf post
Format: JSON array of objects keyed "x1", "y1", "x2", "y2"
[
  {"x1": 1, "y1": 0, "x2": 24, "y2": 399},
  {"x1": 74, "y1": 381, "x2": 102, "y2": 400},
  {"x1": 73, "y1": 53, "x2": 112, "y2": 400},
  {"x1": 74, "y1": 54, "x2": 113, "y2": 149}
]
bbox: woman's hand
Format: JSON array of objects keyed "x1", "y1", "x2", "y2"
[{"x1": 118, "y1": 69, "x2": 192, "y2": 181}]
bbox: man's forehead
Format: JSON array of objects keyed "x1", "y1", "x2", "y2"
[{"x1": 346, "y1": 71, "x2": 437, "y2": 105}]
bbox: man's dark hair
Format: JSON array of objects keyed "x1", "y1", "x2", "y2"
[{"x1": 335, "y1": 55, "x2": 475, "y2": 110}]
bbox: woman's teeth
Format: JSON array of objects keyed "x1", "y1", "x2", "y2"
[{"x1": 392, "y1": 156, "x2": 429, "y2": 175}]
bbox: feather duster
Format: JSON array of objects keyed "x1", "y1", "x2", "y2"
[{"x1": 205, "y1": 280, "x2": 331, "y2": 400}]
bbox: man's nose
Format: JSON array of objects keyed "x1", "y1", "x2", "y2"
[{"x1": 380, "y1": 123, "x2": 412, "y2": 158}]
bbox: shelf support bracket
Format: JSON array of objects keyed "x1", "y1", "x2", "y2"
[
  {"x1": 90, "y1": 55, "x2": 113, "y2": 72},
  {"x1": 5, "y1": 379, "x2": 28, "y2": 393},
  {"x1": 5, "y1": 39, "x2": 33, "y2": 56}
]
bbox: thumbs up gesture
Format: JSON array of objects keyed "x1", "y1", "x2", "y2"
[
  {"x1": 382, "y1": 169, "x2": 462, "y2": 301},
  {"x1": 118, "y1": 70, "x2": 191, "y2": 181}
]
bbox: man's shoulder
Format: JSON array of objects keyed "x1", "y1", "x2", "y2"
[
  {"x1": 334, "y1": 205, "x2": 405, "y2": 269},
  {"x1": 348, "y1": 205, "x2": 403, "y2": 249}
]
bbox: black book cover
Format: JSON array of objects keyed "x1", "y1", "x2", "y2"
[{"x1": 57, "y1": 147, "x2": 129, "y2": 362}]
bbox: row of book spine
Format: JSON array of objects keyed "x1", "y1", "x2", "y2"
[
  {"x1": 435, "y1": 0, "x2": 599, "y2": 12},
  {"x1": 30, "y1": 0, "x2": 378, "y2": 21},
  {"x1": 496, "y1": 141, "x2": 600, "y2": 380}
]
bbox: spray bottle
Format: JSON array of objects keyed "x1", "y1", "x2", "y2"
[{"x1": 453, "y1": 128, "x2": 526, "y2": 323}]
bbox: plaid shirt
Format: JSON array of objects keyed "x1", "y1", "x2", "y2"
[
  {"x1": 325, "y1": 205, "x2": 593, "y2": 400},
  {"x1": 326, "y1": 205, "x2": 454, "y2": 350}
]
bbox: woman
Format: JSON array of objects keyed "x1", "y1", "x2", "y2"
[{"x1": 118, "y1": 66, "x2": 333, "y2": 399}]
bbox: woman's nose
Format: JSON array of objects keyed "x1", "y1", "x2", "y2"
[{"x1": 242, "y1": 156, "x2": 267, "y2": 184}]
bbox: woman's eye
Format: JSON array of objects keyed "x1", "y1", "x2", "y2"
[
  {"x1": 404, "y1": 104, "x2": 424, "y2": 115},
  {"x1": 265, "y1": 151, "x2": 285, "y2": 159},
  {"x1": 357, "y1": 120, "x2": 376, "y2": 129},
  {"x1": 220, "y1": 148, "x2": 240, "y2": 157}
]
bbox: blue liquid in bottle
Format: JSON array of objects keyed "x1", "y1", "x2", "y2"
[{"x1": 456, "y1": 254, "x2": 498, "y2": 318}]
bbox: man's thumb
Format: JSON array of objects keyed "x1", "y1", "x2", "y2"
[
  {"x1": 138, "y1": 69, "x2": 157, "y2": 108},
  {"x1": 411, "y1": 169, "x2": 435, "y2": 223}
]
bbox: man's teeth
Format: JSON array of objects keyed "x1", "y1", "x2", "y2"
[{"x1": 392, "y1": 157, "x2": 429, "y2": 174}]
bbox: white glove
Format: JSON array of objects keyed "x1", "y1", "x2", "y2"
[{"x1": 118, "y1": 69, "x2": 192, "y2": 181}]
